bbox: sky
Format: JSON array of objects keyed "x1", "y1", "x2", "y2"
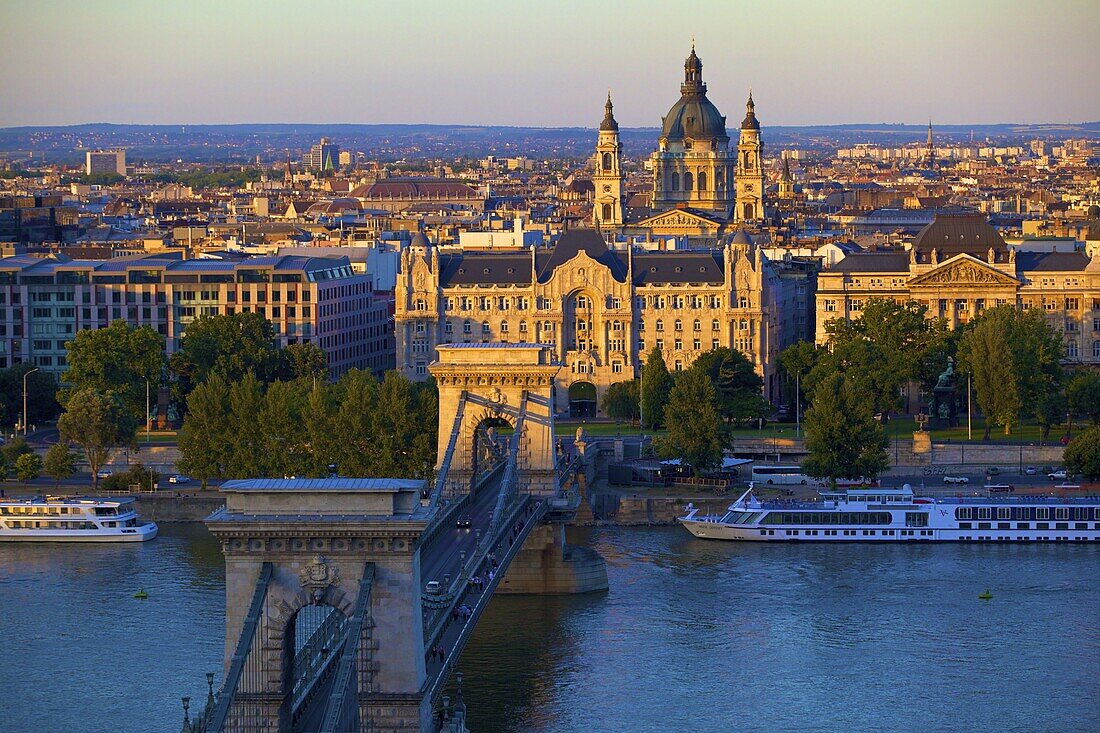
[{"x1": 2, "y1": 0, "x2": 1098, "y2": 128}]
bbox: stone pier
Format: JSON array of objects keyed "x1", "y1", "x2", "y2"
[{"x1": 496, "y1": 524, "x2": 608, "y2": 595}]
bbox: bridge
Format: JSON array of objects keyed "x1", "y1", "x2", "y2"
[{"x1": 188, "y1": 344, "x2": 608, "y2": 733}]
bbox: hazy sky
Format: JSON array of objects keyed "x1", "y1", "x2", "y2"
[{"x1": 2, "y1": 0, "x2": 1098, "y2": 127}]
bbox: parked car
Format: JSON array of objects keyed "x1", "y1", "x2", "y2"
[
  {"x1": 96, "y1": 468, "x2": 112, "y2": 479},
  {"x1": 943, "y1": 476, "x2": 969, "y2": 484},
  {"x1": 1024, "y1": 466, "x2": 1037, "y2": 475},
  {"x1": 168, "y1": 474, "x2": 191, "y2": 484},
  {"x1": 456, "y1": 515, "x2": 472, "y2": 529},
  {"x1": 986, "y1": 467, "x2": 1000, "y2": 476},
  {"x1": 1048, "y1": 469, "x2": 1067, "y2": 480}
]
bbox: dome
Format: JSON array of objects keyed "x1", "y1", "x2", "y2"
[
  {"x1": 741, "y1": 92, "x2": 760, "y2": 131},
  {"x1": 599, "y1": 93, "x2": 619, "y2": 132},
  {"x1": 660, "y1": 47, "x2": 728, "y2": 144}
]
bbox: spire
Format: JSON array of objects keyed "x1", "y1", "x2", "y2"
[
  {"x1": 780, "y1": 155, "x2": 792, "y2": 182},
  {"x1": 682, "y1": 44, "x2": 705, "y2": 93},
  {"x1": 741, "y1": 89, "x2": 760, "y2": 131},
  {"x1": 600, "y1": 91, "x2": 619, "y2": 131}
]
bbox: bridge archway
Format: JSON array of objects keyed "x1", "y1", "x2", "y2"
[{"x1": 431, "y1": 343, "x2": 561, "y2": 495}]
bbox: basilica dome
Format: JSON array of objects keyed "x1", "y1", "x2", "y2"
[{"x1": 660, "y1": 47, "x2": 728, "y2": 145}]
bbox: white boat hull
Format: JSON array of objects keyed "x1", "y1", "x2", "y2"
[{"x1": 0, "y1": 522, "x2": 158, "y2": 542}]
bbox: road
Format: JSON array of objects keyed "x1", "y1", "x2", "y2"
[{"x1": 420, "y1": 476, "x2": 505, "y2": 589}]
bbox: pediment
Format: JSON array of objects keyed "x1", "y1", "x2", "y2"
[
  {"x1": 636, "y1": 208, "x2": 722, "y2": 230},
  {"x1": 908, "y1": 255, "x2": 1019, "y2": 287}
]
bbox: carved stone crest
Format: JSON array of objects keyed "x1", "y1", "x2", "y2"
[{"x1": 300, "y1": 554, "x2": 339, "y2": 597}]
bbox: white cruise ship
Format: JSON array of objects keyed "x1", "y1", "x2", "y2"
[
  {"x1": 0, "y1": 496, "x2": 158, "y2": 542},
  {"x1": 679, "y1": 486, "x2": 1100, "y2": 543}
]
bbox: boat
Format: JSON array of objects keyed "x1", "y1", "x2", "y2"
[
  {"x1": 0, "y1": 496, "x2": 158, "y2": 542},
  {"x1": 678, "y1": 485, "x2": 1100, "y2": 543}
]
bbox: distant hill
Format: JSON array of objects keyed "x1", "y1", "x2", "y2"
[{"x1": 1, "y1": 122, "x2": 1097, "y2": 165}]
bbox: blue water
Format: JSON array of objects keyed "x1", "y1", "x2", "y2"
[{"x1": 1, "y1": 525, "x2": 1097, "y2": 732}]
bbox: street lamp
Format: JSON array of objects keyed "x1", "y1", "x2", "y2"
[
  {"x1": 23, "y1": 367, "x2": 39, "y2": 437},
  {"x1": 144, "y1": 376, "x2": 152, "y2": 444}
]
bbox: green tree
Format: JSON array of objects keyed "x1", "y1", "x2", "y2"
[
  {"x1": 282, "y1": 342, "x2": 328, "y2": 382},
  {"x1": 57, "y1": 389, "x2": 138, "y2": 491},
  {"x1": 371, "y1": 371, "x2": 432, "y2": 478},
  {"x1": 779, "y1": 340, "x2": 819, "y2": 417},
  {"x1": 0, "y1": 452, "x2": 9, "y2": 481},
  {"x1": 658, "y1": 367, "x2": 723, "y2": 473},
  {"x1": 301, "y1": 382, "x2": 337, "y2": 477},
  {"x1": 802, "y1": 373, "x2": 889, "y2": 487},
  {"x1": 0, "y1": 365, "x2": 61, "y2": 427},
  {"x1": 1063, "y1": 426, "x2": 1100, "y2": 480},
  {"x1": 62, "y1": 320, "x2": 164, "y2": 419},
  {"x1": 1066, "y1": 371, "x2": 1100, "y2": 430},
  {"x1": 168, "y1": 313, "x2": 282, "y2": 402},
  {"x1": 15, "y1": 453, "x2": 42, "y2": 489},
  {"x1": 334, "y1": 369, "x2": 381, "y2": 476},
  {"x1": 691, "y1": 347, "x2": 769, "y2": 425},
  {"x1": 1, "y1": 436, "x2": 32, "y2": 466},
  {"x1": 1034, "y1": 390, "x2": 1067, "y2": 443},
  {"x1": 43, "y1": 442, "x2": 78, "y2": 489},
  {"x1": 227, "y1": 373, "x2": 266, "y2": 478},
  {"x1": 259, "y1": 380, "x2": 305, "y2": 478},
  {"x1": 602, "y1": 380, "x2": 640, "y2": 425},
  {"x1": 640, "y1": 347, "x2": 673, "y2": 429},
  {"x1": 177, "y1": 373, "x2": 233, "y2": 488},
  {"x1": 957, "y1": 306, "x2": 1063, "y2": 438}
]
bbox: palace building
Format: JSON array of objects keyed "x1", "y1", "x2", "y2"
[
  {"x1": 816, "y1": 213, "x2": 1100, "y2": 364},
  {"x1": 395, "y1": 227, "x2": 812, "y2": 415}
]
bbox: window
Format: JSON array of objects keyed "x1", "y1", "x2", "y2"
[
  {"x1": 481, "y1": 321, "x2": 490, "y2": 334},
  {"x1": 1067, "y1": 339, "x2": 1078, "y2": 358},
  {"x1": 519, "y1": 321, "x2": 528, "y2": 333},
  {"x1": 824, "y1": 300, "x2": 837, "y2": 312},
  {"x1": 693, "y1": 319, "x2": 701, "y2": 332},
  {"x1": 612, "y1": 360, "x2": 622, "y2": 374},
  {"x1": 674, "y1": 319, "x2": 683, "y2": 332},
  {"x1": 500, "y1": 321, "x2": 509, "y2": 333},
  {"x1": 463, "y1": 321, "x2": 472, "y2": 334},
  {"x1": 655, "y1": 319, "x2": 664, "y2": 332}
]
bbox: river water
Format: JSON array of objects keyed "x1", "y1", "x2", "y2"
[{"x1": 1, "y1": 524, "x2": 1097, "y2": 733}]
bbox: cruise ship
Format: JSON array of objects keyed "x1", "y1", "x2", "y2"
[
  {"x1": 679, "y1": 486, "x2": 1100, "y2": 543},
  {"x1": 0, "y1": 496, "x2": 158, "y2": 542}
]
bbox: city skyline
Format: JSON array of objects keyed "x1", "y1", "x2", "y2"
[{"x1": 2, "y1": 0, "x2": 1099, "y2": 128}]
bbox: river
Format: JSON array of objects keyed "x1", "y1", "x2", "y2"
[{"x1": 1, "y1": 525, "x2": 1097, "y2": 732}]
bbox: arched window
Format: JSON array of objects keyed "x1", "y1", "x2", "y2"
[
  {"x1": 670, "y1": 172, "x2": 680, "y2": 191},
  {"x1": 743, "y1": 203, "x2": 755, "y2": 220},
  {"x1": 1094, "y1": 340, "x2": 1100, "y2": 358},
  {"x1": 602, "y1": 152, "x2": 612, "y2": 170},
  {"x1": 684, "y1": 171, "x2": 694, "y2": 192},
  {"x1": 519, "y1": 321, "x2": 528, "y2": 333},
  {"x1": 698, "y1": 171, "x2": 707, "y2": 191},
  {"x1": 481, "y1": 321, "x2": 490, "y2": 334},
  {"x1": 602, "y1": 203, "x2": 612, "y2": 221},
  {"x1": 674, "y1": 319, "x2": 683, "y2": 332},
  {"x1": 500, "y1": 321, "x2": 509, "y2": 333},
  {"x1": 693, "y1": 319, "x2": 701, "y2": 332},
  {"x1": 655, "y1": 319, "x2": 664, "y2": 332}
]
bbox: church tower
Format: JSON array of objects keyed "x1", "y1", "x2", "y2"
[
  {"x1": 735, "y1": 92, "x2": 764, "y2": 221},
  {"x1": 593, "y1": 93, "x2": 624, "y2": 229},
  {"x1": 925, "y1": 120, "x2": 935, "y2": 167},
  {"x1": 778, "y1": 153, "x2": 795, "y2": 200}
]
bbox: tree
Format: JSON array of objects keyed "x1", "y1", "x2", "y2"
[
  {"x1": 168, "y1": 313, "x2": 282, "y2": 402},
  {"x1": 282, "y1": 342, "x2": 328, "y2": 383},
  {"x1": 0, "y1": 365, "x2": 61, "y2": 427},
  {"x1": 43, "y1": 442, "x2": 77, "y2": 489},
  {"x1": 691, "y1": 348, "x2": 769, "y2": 426},
  {"x1": 259, "y1": 380, "x2": 305, "y2": 478},
  {"x1": 957, "y1": 306, "x2": 1063, "y2": 438},
  {"x1": 639, "y1": 347, "x2": 673, "y2": 429},
  {"x1": 62, "y1": 320, "x2": 164, "y2": 419},
  {"x1": 177, "y1": 374, "x2": 233, "y2": 489},
  {"x1": 1066, "y1": 371, "x2": 1100, "y2": 431},
  {"x1": 602, "y1": 380, "x2": 640, "y2": 425},
  {"x1": 334, "y1": 369, "x2": 381, "y2": 477},
  {"x1": 1034, "y1": 390, "x2": 1067, "y2": 443},
  {"x1": 658, "y1": 367, "x2": 723, "y2": 473},
  {"x1": 1063, "y1": 426, "x2": 1100, "y2": 480},
  {"x1": 779, "y1": 340, "x2": 819, "y2": 418},
  {"x1": 15, "y1": 453, "x2": 42, "y2": 489},
  {"x1": 1, "y1": 436, "x2": 32, "y2": 466},
  {"x1": 227, "y1": 373, "x2": 266, "y2": 478},
  {"x1": 802, "y1": 373, "x2": 889, "y2": 488},
  {"x1": 57, "y1": 389, "x2": 138, "y2": 491}
]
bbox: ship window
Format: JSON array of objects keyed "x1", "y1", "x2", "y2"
[{"x1": 997, "y1": 507, "x2": 1010, "y2": 520}]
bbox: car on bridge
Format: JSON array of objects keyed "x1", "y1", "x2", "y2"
[
  {"x1": 943, "y1": 475, "x2": 969, "y2": 484},
  {"x1": 456, "y1": 515, "x2": 472, "y2": 529}
]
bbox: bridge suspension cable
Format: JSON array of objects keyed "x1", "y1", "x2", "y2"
[
  {"x1": 318, "y1": 563, "x2": 376, "y2": 733},
  {"x1": 206, "y1": 562, "x2": 274, "y2": 733},
  {"x1": 427, "y1": 391, "x2": 467, "y2": 516}
]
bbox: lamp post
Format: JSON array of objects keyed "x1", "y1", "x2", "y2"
[
  {"x1": 23, "y1": 367, "x2": 39, "y2": 437},
  {"x1": 144, "y1": 376, "x2": 151, "y2": 444}
]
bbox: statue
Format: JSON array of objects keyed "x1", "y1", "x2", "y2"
[
  {"x1": 935, "y1": 356, "x2": 955, "y2": 390},
  {"x1": 929, "y1": 356, "x2": 958, "y2": 428}
]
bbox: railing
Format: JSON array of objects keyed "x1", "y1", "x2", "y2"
[
  {"x1": 290, "y1": 608, "x2": 347, "y2": 712},
  {"x1": 318, "y1": 563, "x2": 376, "y2": 733},
  {"x1": 206, "y1": 562, "x2": 273, "y2": 733},
  {"x1": 427, "y1": 392, "x2": 468, "y2": 515}
]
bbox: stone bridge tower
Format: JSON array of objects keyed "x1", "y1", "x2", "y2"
[{"x1": 430, "y1": 343, "x2": 561, "y2": 496}]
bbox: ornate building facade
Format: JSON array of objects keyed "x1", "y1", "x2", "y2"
[
  {"x1": 395, "y1": 229, "x2": 810, "y2": 415},
  {"x1": 816, "y1": 213, "x2": 1100, "y2": 365},
  {"x1": 593, "y1": 94, "x2": 625, "y2": 229},
  {"x1": 647, "y1": 47, "x2": 763, "y2": 222}
]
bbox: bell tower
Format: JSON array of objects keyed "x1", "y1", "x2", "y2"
[
  {"x1": 735, "y1": 91, "x2": 764, "y2": 222},
  {"x1": 593, "y1": 92, "x2": 624, "y2": 229}
]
